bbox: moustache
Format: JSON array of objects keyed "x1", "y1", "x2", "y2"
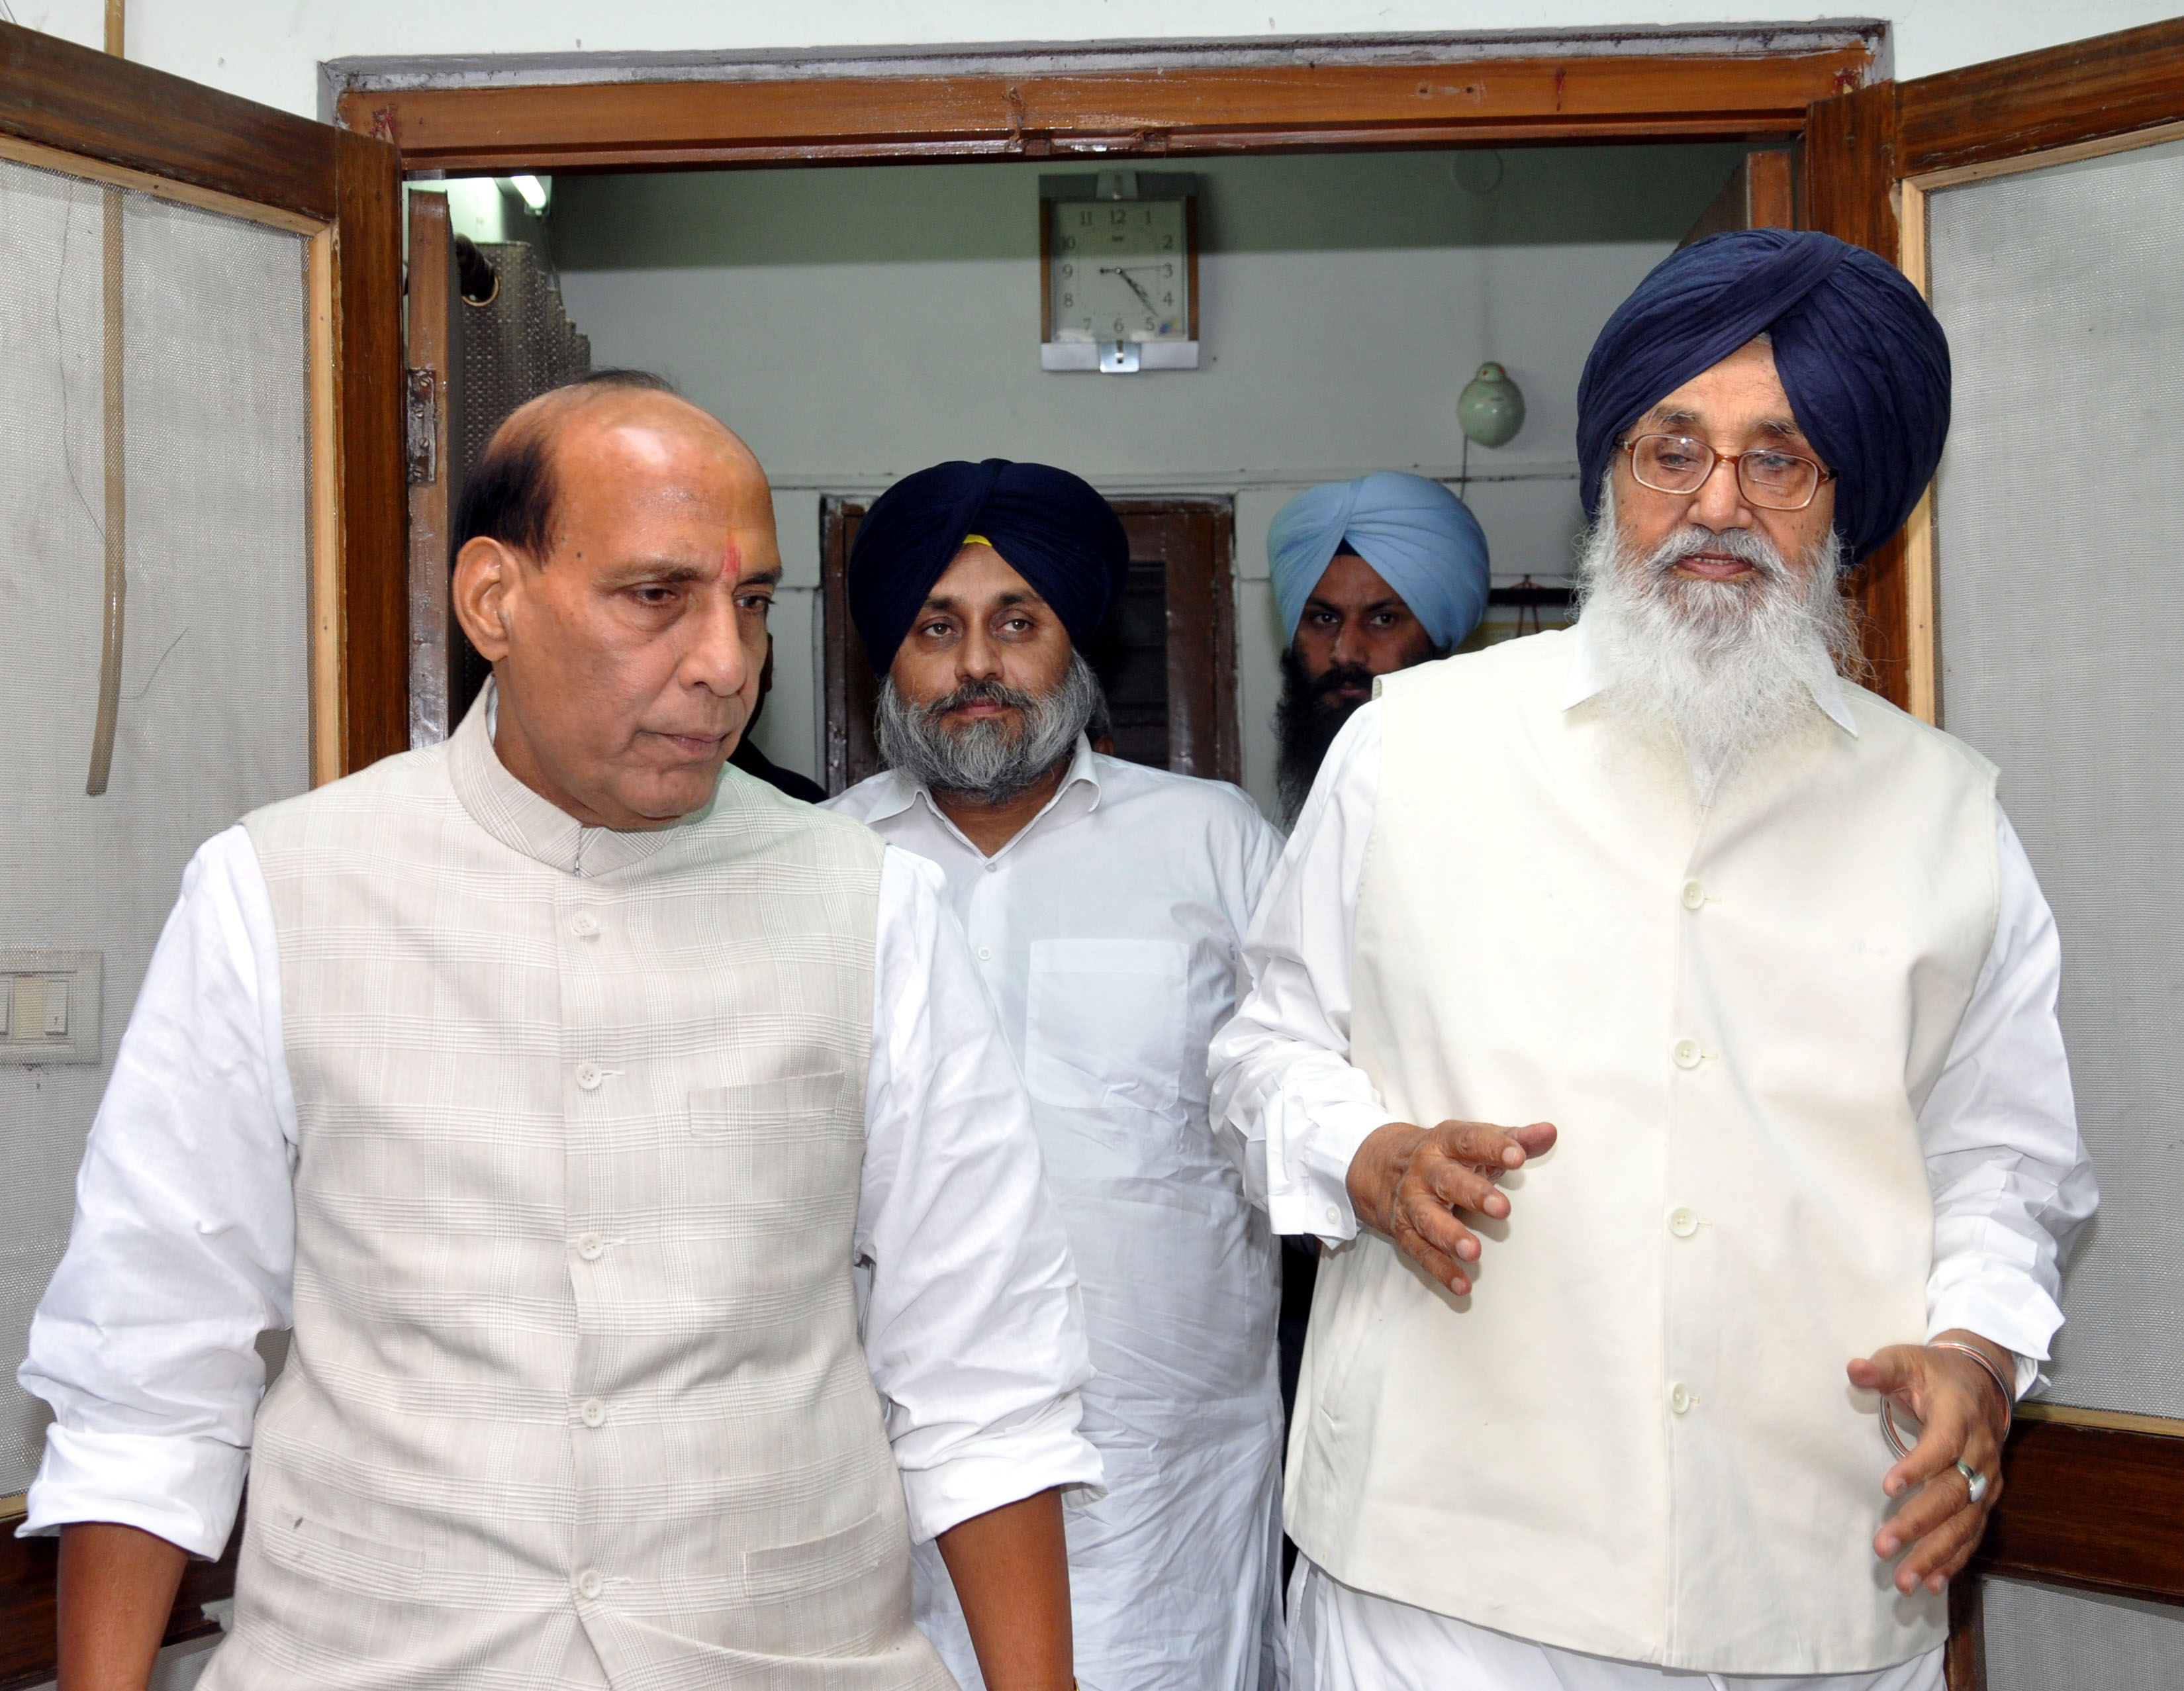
[
  {"x1": 921, "y1": 677, "x2": 1041, "y2": 722},
  {"x1": 1644, "y1": 524, "x2": 1791, "y2": 583},
  {"x1": 1306, "y1": 663, "x2": 1376, "y2": 702}
]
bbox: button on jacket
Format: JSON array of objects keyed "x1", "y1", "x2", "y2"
[{"x1": 21, "y1": 690, "x2": 1099, "y2": 1690}]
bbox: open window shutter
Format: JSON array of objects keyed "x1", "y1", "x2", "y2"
[
  {"x1": 0, "y1": 22, "x2": 400, "y2": 1682},
  {"x1": 1813, "y1": 24, "x2": 2184, "y2": 1691}
]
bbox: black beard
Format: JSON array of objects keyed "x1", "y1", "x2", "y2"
[{"x1": 1274, "y1": 648, "x2": 1376, "y2": 826}]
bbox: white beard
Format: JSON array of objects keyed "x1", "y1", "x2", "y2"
[{"x1": 1575, "y1": 485, "x2": 1856, "y2": 803}]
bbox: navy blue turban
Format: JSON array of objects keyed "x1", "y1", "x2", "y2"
[
  {"x1": 1576, "y1": 229, "x2": 1951, "y2": 566},
  {"x1": 848, "y1": 458, "x2": 1130, "y2": 675}
]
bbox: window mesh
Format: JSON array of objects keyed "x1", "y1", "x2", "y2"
[
  {"x1": 0, "y1": 154, "x2": 310, "y2": 1496},
  {"x1": 1928, "y1": 139, "x2": 2184, "y2": 1425},
  {"x1": 1984, "y1": 1578, "x2": 2184, "y2": 1691}
]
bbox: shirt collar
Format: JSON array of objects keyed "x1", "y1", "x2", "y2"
[
  {"x1": 452, "y1": 680, "x2": 713, "y2": 877},
  {"x1": 862, "y1": 734, "x2": 1104, "y2": 845},
  {"x1": 1560, "y1": 616, "x2": 1860, "y2": 738}
]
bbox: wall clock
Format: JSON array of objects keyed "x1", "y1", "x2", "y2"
[{"x1": 1040, "y1": 171, "x2": 1200, "y2": 373}]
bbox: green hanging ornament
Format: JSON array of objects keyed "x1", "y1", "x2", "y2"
[{"x1": 1458, "y1": 361, "x2": 1525, "y2": 449}]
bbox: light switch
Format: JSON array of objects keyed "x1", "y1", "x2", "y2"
[{"x1": 1, "y1": 950, "x2": 101, "y2": 1064}]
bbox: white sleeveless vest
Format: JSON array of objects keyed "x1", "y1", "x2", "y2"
[
  {"x1": 1287, "y1": 630, "x2": 1999, "y2": 1674},
  {"x1": 203, "y1": 693, "x2": 950, "y2": 1691}
]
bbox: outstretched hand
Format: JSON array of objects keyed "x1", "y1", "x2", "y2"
[
  {"x1": 1345, "y1": 1118, "x2": 1557, "y2": 1294},
  {"x1": 1847, "y1": 1332, "x2": 2014, "y2": 1594}
]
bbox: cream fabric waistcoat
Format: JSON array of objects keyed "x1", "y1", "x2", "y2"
[
  {"x1": 1289, "y1": 629, "x2": 1999, "y2": 1674},
  {"x1": 205, "y1": 695, "x2": 950, "y2": 1691}
]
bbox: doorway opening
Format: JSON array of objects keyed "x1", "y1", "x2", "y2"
[{"x1": 406, "y1": 136, "x2": 1789, "y2": 811}]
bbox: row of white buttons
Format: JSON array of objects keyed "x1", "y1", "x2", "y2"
[
  {"x1": 570, "y1": 910, "x2": 600, "y2": 938},
  {"x1": 576, "y1": 1063, "x2": 604, "y2": 1090},
  {"x1": 1664, "y1": 861, "x2": 1706, "y2": 1431},
  {"x1": 581, "y1": 1398, "x2": 606, "y2": 1428},
  {"x1": 575, "y1": 1567, "x2": 603, "y2": 1600}
]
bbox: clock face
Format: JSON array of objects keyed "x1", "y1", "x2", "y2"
[{"x1": 1049, "y1": 199, "x2": 1191, "y2": 342}]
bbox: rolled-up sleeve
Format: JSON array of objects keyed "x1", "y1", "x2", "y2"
[
  {"x1": 1208, "y1": 706, "x2": 1398, "y2": 1243},
  {"x1": 18, "y1": 826, "x2": 298, "y2": 1559},
  {"x1": 857, "y1": 848, "x2": 1102, "y2": 1543},
  {"x1": 1921, "y1": 811, "x2": 2099, "y2": 1397}
]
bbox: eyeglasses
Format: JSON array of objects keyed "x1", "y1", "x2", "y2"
[{"x1": 1617, "y1": 432, "x2": 1837, "y2": 511}]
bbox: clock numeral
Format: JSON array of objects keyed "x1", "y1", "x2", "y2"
[
  {"x1": 1062, "y1": 293, "x2": 1075, "y2": 308},
  {"x1": 1163, "y1": 292, "x2": 1174, "y2": 306},
  {"x1": 1060, "y1": 263, "x2": 1074, "y2": 277},
  {"x1": 1061, "y1": 236, "x2": 1076, "y2": 251},
  {"x1": 1078, "y1": 210, "x2": 1093, "y2": 227},
  {"x1": 1161, "y1": 234, "x2": 1174, "y2": 250},
  {"x1": 1110, "y1": 208, "x2": 1127, "y2": 224}
]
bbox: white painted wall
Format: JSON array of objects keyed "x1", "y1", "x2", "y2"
[
  {"x1": 541, "y1": 145, "x2": 1730, "y2": 810},
  {"x1": 10, "y1": 1, "x2": 2180, "y2": 119}
]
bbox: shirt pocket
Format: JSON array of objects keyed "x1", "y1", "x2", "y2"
[
  {"x1": 686, "y1": 1071, "x2": 854, "y2": 1204},
  {"x1": 1024, "y1": 938, "x2": 1188, "y2": 1114}
]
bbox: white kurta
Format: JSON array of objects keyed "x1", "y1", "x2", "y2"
[
  {"x1": 1210, "y1": 629, "x2": 2096, "y2": 1691},
  {"x1": 828, "y1": 740, "x2": 1288, "y2": 1691},
  {"x1": 19, "y1": 830, "x2": 1102, "y2": 1561}
]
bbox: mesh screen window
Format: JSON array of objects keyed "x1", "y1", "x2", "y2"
[
  {"x1": 0, "y1": 154, "x2": 312, "y2": 1496},
  {"x1": 1928, "y1": 138, "x2": 2184, "y2": 1425}
]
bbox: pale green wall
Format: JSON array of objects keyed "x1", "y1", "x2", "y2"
[{"x1": 544, "y1": 144, "x2": 1756, "y2": 814}]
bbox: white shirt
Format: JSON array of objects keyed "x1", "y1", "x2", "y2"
[
  {"x1": 828, "y1": 739, "x2": 1289, "y2": 1691},
  {"x1": 1208, "y1": 636, "x2": 2097, "y2": 1691},
  {"x1": 19, "y1": 824, "x2": 1102, "y2": 1560}
]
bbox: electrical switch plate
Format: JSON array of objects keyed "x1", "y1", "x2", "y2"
[{"x1": 0, "y1": 949, "x2": 101, "y2": 1064}]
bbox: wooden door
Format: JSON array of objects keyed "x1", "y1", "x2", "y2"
[
  {"x1": 0, "y1": 20, "x2": 401, "y2": 1685},
  {"x1": 820, "y1": 497, "x2": 1237, "y2": 795},
  {"x1": 1806, "y1": 22, "x2": 2184, "y2": 1688}
]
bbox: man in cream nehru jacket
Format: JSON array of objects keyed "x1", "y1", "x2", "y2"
[
  {"x1": 19, "y1": 373, "x2": 1097, "y2": 1691},
  {"x1": 1211, "y1": 231, "x2": 2097, "y2": 1690}
]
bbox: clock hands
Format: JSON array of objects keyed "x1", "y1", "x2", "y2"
[{"x1": 1100, "y1": 266, "x2": 1161, "y2": 314}]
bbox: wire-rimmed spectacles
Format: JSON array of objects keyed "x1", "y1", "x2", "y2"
[{"x1": 1617, "y1": 432, "x2": 1837, "y2": 511}]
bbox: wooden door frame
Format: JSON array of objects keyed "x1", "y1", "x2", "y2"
[
  {"x1": 0, "y1": 21, "x2": 406, "y2": 782},
  {"x1": 335, "y1": 41, "x2": 1873, "y2": 174}
]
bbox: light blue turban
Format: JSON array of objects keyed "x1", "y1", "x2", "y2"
[{"x1": 1268, "y1": 472, "x2": 1490, "y2": 648}]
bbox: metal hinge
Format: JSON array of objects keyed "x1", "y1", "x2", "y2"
[{"x1": 404, "y1": 367, "x2": 438, "y2": 485}]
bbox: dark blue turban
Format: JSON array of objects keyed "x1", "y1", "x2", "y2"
[
  {"x1": 848, "y1": 458, "x2": 1130, "y2": 675},
  {"x1": 1576, "y1": 229, "x2": 1951, "y2": 566}
]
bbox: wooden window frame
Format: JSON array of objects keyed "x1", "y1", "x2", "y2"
[
  {"x1": 0, "y1": 19, "x2": 401, "y2": 1686},
  {"x1": 0, "y1": 21, "x2": 405, "y2": 781},
  {"x1": 1803, "y1": 21, "x2": 2184, "y2": 1688}
]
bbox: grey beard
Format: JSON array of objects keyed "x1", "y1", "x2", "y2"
[
  {"x1": 1575, "y1": 483, "x2": 1856, "y2": 802},
  {"x1": 875, "y1": 650, "x2": 1102, "y2": 805}
]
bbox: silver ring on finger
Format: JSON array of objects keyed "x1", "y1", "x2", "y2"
[{"x1": 1955, "y1": 1459, "x2": 1990, "y2": 1506}]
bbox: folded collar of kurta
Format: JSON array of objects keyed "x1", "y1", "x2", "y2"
[
  {"x1": 1557, "y1": 617, "x2": 1860, "y2": 738},
  {"x1": 449, "y1": 680, "x2": 717, "y2": 877}
]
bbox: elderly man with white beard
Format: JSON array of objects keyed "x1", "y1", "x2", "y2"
[
  {"x1": 827, "y1": 459, "x2": 1287, "y2": 1691},
  {"x1": 1210, "y1": 230, "x2": 2097, "y2": 1691}
]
